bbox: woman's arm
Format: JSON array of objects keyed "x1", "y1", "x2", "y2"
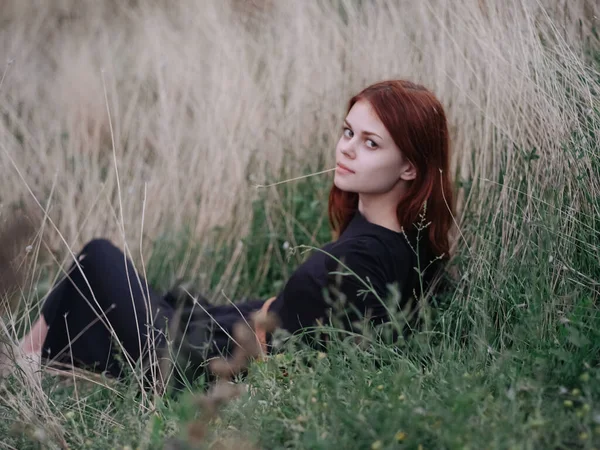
[
  {"x1": 273, "y1": 238, "x2": 403, "y2": 335},
  {"x1": 323, "y1": 240, "x2": 393, "y2": 329}
]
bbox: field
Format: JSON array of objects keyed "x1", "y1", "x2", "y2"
[{"x1": 1, "y1": 0, "x2": 599, "y2": 448}]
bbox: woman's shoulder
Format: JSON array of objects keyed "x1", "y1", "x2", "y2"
[
  {"x1": 329, "y1": 231, "x2": 414, "y2": 268},
  {"x1": 335, "y1": 213, "x2": 417, "y2": 260}
]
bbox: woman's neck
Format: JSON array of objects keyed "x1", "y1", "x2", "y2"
[{"x1": 358, "y1": 194, "x2": 402, "y2": 233}]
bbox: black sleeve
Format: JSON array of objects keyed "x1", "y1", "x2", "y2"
[
  {"x1": 273, "y1": 271, "x2": 329, "y2": 335},
  {"x1": 323, "y1": 239, "x2": 394, "y2": 328},
  {"x1": 274, "y1": 238, "x2": 404, "y2": 334}
]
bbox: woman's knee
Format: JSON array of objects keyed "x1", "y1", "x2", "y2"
[
  {"x1": 79, "y1": 238, "x2": 121, "y2": 263},
  {"x1": 81, "y1": 238, "x2": 115, "y2": 254},
  {"x1": 70, "y1": 239, "x2": 125, "y2": 280}
]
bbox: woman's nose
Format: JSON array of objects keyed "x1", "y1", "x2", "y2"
[{"x1": 339, "y1": 140, "x2": 356, "y2": 159}]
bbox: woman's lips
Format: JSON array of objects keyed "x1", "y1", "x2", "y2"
[{"x1": 336, "y1": 163, "x2": 355, "y2": 174}]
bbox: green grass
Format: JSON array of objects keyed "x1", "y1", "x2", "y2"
[
  {"x1": 2, "y1": 142, "x2": 600, "y2": 449},
  {"x1": 2, "y1": 70, "x2": 600, "y2": 450},
  {"x1": 2, "y1": 1, "x2": 600, "y2": 448}
]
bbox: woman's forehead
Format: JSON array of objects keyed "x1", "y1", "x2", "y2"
[{"x1": 346, "y1": 100, "x2": 389, "y2": 136}]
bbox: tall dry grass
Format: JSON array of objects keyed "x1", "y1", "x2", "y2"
[
  {"x1": 0, "y1": 0, "x2": 599, "y2": 445},
  {"x1": 1, "y1": 0, "x2": 597, "y2": 253}
]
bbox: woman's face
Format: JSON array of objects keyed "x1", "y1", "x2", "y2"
[{"x1": 334, "y1": 100, "x2": 415, "y2": 195}]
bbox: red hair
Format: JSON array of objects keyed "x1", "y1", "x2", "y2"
[{"x1": 328, "y1": 80, "x2": 455, "y2": 259}]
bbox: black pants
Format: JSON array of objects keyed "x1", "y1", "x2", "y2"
[{"x1": 41, "y1": 239, "x2": 264, "y2": 383}]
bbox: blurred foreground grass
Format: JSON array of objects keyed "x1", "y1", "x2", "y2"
[
  {"x1": 2, "y1": 145, "x2": 599, "y2": 449},
  {"x1": 1, "y1": 1, "x2": 599, "y2": 448}
]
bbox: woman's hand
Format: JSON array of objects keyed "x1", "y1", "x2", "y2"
[{"x1": 253, "y1": 296, "x2": 278, "y2": 355}]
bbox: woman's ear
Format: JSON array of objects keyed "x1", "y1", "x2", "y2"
[{"x1": 400, "y1": 160, "x2": 417, "y2": 181}]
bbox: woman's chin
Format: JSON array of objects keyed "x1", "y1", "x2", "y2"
[
  {"x1": 333, "y1": 177, "x2": 346, "y2": 190},
  {"x1": 334, "y1": 178, "x2": 356, "y2": 192}
]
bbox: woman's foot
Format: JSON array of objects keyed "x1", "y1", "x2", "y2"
[
  {"x1": 0, "y1": 316, "x2": 48, "y2": 379},
  {"x1": 0, "y1": 339, "x2": 41, "y2": 380},
  {"x1": 19, "y1": 316, "x2": 48, "y2": 356}
]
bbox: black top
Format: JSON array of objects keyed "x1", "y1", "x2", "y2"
[{"x1": 270, "y1": 210, "x2": 440, "y2": 335}]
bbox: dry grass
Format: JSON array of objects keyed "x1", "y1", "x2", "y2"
[
  {"x1": 1, "y1": 0, "x2": 597, "y2": 251},
  {"x1": 0, "y1": 0, "x2": 598, "y2": 447}
]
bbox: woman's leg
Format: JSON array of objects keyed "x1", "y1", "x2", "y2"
[
  {"x1": 38, "y1": 239, "x2": 169, "y2": 378},
  {"x1": 20, "y1": 316, "x2": 48, "y2": 355},
  {"x1": 164, "y1": 298, "x2": 267, "y2": 388}
]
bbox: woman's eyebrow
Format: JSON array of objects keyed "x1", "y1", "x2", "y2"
[{"x1": 344, "y1": 119, "x2": 382, "y2": 140}]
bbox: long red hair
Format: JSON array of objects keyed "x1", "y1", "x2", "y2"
[{"x1": 328, "y1": 80, "x2": 455, "y2": 259}]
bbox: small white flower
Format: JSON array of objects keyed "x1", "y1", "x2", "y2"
[
  {"x1": 32, "y1": 427, "x2": 46, "y2": 441},
  {"x1": 506, "y1": 387, "x2": 516, "y2": 400},
  {"x1": 282, "y1": 241, "x2": 290, "y2": 251}
]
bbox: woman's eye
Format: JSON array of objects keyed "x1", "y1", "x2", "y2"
[
  {"x1": 366, "y1": 139, "x2": 378, "y2": 149},
  {"x1": 343, "y1": 127, "x2": 353, "y2": 138}
]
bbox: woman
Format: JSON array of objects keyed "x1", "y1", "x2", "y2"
[{"x1": 19, "y1": 79, "x2": 454, "y2": 385}]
